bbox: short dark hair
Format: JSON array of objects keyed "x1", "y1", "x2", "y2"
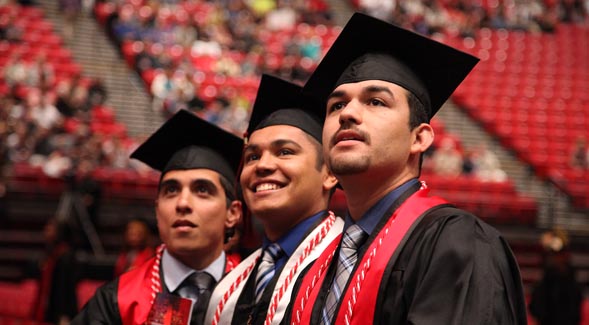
[
  {"x1": 302, "y1": 131, "x2": 324, "y2": 172},
  {"x1": 219, "y1": 174, "x2": 237, "y2": 208},
  {"x1": 302, "y1": 132, "x2": 338, "y2": 198},
  {"x1": 407, "y1": 91, "x2": 429, "y2": 172},
  {"x1": 408, "y1": 92, "x2": 428, "y2": 130}
]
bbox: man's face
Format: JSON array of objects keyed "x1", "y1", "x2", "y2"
[
  {"x1": 241, "y1": 125, "x2": 335, "y2": 233},
  {"x1": 323, "y1": 80, "x2": 420, "y2": 180},
  {"x1": 156, "y1": 169, "x2": 238, "y2": 261}
]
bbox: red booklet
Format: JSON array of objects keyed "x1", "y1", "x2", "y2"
[{"x1": 146, "y1": 292, "x2": 194, "y2": 325}]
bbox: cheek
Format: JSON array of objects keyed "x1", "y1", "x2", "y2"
[
  {"x1": 323, "y1": 118, "x2": 338, "y2": 139},
  {"x1": 239, "y1": 166, "x2": 253, "y2": 187}
]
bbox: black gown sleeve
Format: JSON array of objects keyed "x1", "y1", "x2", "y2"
[
  {"x1": 379, "y1": 208, "x2": 527, "y2": 324},
  {"x1": 71, "y1": 279, "x2": 122, "y2": 325}
]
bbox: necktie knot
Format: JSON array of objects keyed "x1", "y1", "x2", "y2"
[
  {"x1": 342, "y1": 224, "x2": 367, "y2": 250},
  {"x1": 255, "y1": 243, "x2": 283, "y2": 302},
  {"x1": 263, "y1": 242, "x2": 284, "y2": 263},
  {"x1": 188, "y1": 272, "x2": 215, "y2": 296}
]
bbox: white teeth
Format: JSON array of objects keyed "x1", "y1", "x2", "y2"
[{"x1": 256, "y1": 183, "x2": 281, "y2": 192}]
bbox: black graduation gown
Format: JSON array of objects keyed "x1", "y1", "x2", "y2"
[
  {"x1": 231, "y1": 260, "x2": 285, "y2": 325},
  {"x1": 231, "y1": 214, "x2": 329, "y2": 325},
  {"x1": 71, "y1": 279, "x2": 122, "y2": 325},
  {"x1": 284, "y1": 184, "x2": 527, "y2": 324},
  {"x1": 72, "y1": 270, "x2": 213, "y2": 325}
]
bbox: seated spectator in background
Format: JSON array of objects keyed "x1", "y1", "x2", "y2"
[
  {"x1": 29, "y1": 90, "x2": 63, "y2": 131},
  {"x1": 529, "y1": 227, "x2": 583, "y2": 325},
  {"x1": 3, "y1": 52, "x2": 28, "y2": 87},
  {"x1": 358, "y1": 0, "x2": 395, "y2": 22},
  {"x1": 28, "y1": 53, "x2": 55, "y2": 91},
  {"x1": 432, "y1": 137, "x2": 463, "y2": 178},
  {"x1": 43, "y1": 149, "x2": 73, "y2": 178},
  {"x1": 71, "y1": 159, "x2": 102, "y2": 233},
  {"x1": 472, "y1": 143, "x2": 508, "y2": 182},
  {"x1": 114, "y1": 217, "x2": 155, "y2": 277},
  {"x1": 570, "y1": 136, "x2": 588, "y2": 169},
  {"x1": 32, "y1": 217, "x2": 79, "y2": 325},
  {"x1": 86, "y1": 77, "x2": 108, "y2": 109},
  {"x1": 150, "y1": 64, "x2": 177, "y2": 113},
  {"x1": 461, "y1": 148, "x2": 476, "y2": 176},
  {"x1": 59, "y1": 0, "x2": 82, "y2": 42}
]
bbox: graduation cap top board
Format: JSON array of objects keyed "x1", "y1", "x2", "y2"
[
  {"x1": 303, "y1": 12, "x2": 479, "y2": 120},
  {"x1": 130, "y1": 109, "x2": 243, "y2": 183},
  {"x1": 246, "y1": 74, "x2": 323, "y2": 143}
]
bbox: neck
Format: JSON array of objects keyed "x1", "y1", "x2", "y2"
[
  {"x1": 339, "y1": 171, "x2": 416, "y2": 221},
  {"x1": 261, "y1": 207, "x2": 325, "y2": 242}
]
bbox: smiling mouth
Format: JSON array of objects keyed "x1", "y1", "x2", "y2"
[{"x1": 255, "y1": 183, "x2": 283, "y2": 193}]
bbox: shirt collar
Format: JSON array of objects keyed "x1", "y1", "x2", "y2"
[
  {"x1": 262, "y1": 210, "x2": 326, "y2": 258},
  {"x1": 344, "y1": 178, "x2": 419, "y2": 236},
  {"x1": 162, "y1": 248, "x2": 226, "y2": 293}
]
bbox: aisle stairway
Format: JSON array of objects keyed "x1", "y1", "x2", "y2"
[
  {"x1": 35, "y1": 0, "x2": 163, "y2": 136},
  {"x1": 436, "y1": 102, "x2": 589, "y2": 233}
]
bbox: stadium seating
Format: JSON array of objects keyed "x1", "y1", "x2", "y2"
[{"x1": 449, "y1": 26, "x2": 589, "y2": 208}]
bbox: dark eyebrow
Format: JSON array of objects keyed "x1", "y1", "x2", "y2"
[
  {"x1": 327, "y1": 90, "x2": 346, "y2": 101},
  {"x1": 363, "y1": 85, "x2": 395, "y2": 97},
  {"x1": 192, "y1": 178, "x2": 218, "y2": 189},
  {"x1": 327, "y1": 85, "x2": 395, "y2": 101},
  {"x1": 158, "y1": 178, "x2": 179, "y2": 194},
  {"x1": 243, "y1": 143, "x2": 259, "y2": 153},
  {"x1": 244, "y1": 138, "x2": 303, "y2": 151},
  {"x1": 192, "y1": 178, "x2": 220, "y2": 194},
  {"x1": 271, "y1": 138, "x2": 303, "y2": 150}
]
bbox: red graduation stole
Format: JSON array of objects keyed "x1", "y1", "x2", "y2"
[
  {"x1": 118, "y1": 252, "x2": 237, "y2": 325},
  {"x1": 291, "y1": 188, "x2": 448, "y2": 325}
]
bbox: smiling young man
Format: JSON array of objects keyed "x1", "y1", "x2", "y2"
[
  {"x1": 287, "y1": 13, "x2": 528, "y2": 325},
  {"x1": 205, "y1": 74, "x2": 343, "y2": 325},
  {"x1": 72, "y1": 109, "x2": 243, "y2": 325}
]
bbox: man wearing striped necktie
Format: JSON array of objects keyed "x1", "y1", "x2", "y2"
[
  {"x1": 286, "y1": 13, "x2": 527, "y2": 325},
  {"x1": 205, "y1": 75, "x2": 344, "y2": 325}
]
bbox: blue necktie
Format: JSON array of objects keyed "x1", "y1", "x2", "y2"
[{"x1": 255, "y1": 243, "x2": 283, "y2": 302}]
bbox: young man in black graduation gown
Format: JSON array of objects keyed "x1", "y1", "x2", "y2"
[
  {"x1": 72, "y1": 110, "x2": 242, "y2": 325},
  {"x1": 205, "y1": 75, "x2": 342, "y2": 325},
  {"x1": 285, "y1": 13, "x2": 527, "y2": 325}
]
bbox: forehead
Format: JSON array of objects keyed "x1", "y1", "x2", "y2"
[
  {"x1": 160, "y1": 168, "x2": 222, "y2": 186},
  {"x1": 247, "y1": 124, "x2": 317, "y2": 149},
  {"x1": 331, "y1": 79, "x2": 410, "y2": 97}
]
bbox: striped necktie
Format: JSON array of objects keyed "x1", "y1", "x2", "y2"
[
  {"x1": 320, "y1": 224, "x2": 367, "y2": 325},
  {"x1": 255, "y1": 243, "x2": 283, "y2": 302}
]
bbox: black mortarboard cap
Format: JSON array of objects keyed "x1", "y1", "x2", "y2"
[
  {"x1": 246, "y1": 74, "x2": 323, "y2": 143},
  {"x1": 303, "y1": 12, "x2": 479, "y2": 120},
  {"x1": 130, "y1": 109, "x2": 242, "y2": 182}
]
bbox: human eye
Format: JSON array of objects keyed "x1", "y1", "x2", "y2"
[
  {"x1": 368, "y1": 98, "x2": 386, "y2": 106},
  {"x1": 160, "y1": 183, "x2": 179, "y2": 197},
  {"x1": 195, "y1": 184, "x2": 210, "y2": 194},
  {"x1": 192, "y1": 181, "x2": 216, "y2": 196},
  {"x1": 243, "y1": 152, "x2": 259, "y2": 163},
  {"x1": 278, "y1": 148, "x2": 294, "y2": 156},
  {"x1": 328, "y1": 101, "x2": 346, "y2": 113}
]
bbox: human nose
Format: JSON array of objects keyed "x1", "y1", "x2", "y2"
[
  {"x1": 255, "y1": 152, "x2": 276, "y2": 175},
  {"x1": 339, "y1": 99, "x2": 363, "y2": 125},
  {"x1": 175, "y1": 188, "x2": 192, "y2": 214}
]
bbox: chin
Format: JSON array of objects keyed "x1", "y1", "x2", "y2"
[{"x1": 250, "y1": 204, "x2": 287, "y2": 221}]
